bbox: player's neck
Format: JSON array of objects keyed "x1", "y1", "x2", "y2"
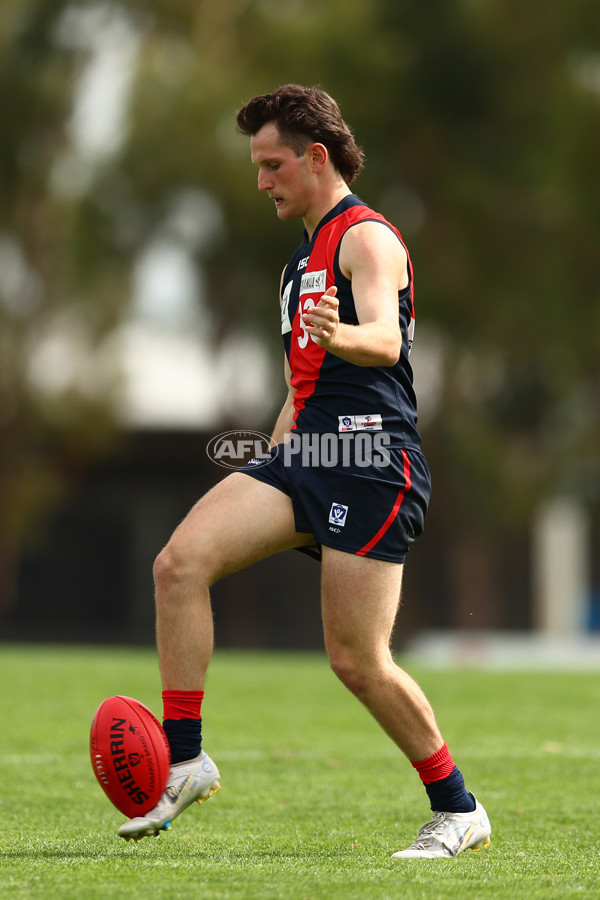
[{"x1": 303, "y1": 182, "x2": 352, "y2": 240}]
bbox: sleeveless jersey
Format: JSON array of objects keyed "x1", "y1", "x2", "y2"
[{"x1": 280, "y1": 194, "x2": 421, "y2": 449}]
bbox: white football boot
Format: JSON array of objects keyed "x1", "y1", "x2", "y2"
[
  {"x1": 392, "y1": 795, "x2": 491, "y2": 859},
  {"x1": 118, "y1": 751, "x2": 221, "y2": 841}
]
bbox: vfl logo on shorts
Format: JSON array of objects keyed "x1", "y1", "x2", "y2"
[{"x1": 328, "y1": 502, "x2": 349, "y2": 527}]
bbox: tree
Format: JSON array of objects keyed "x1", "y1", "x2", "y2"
[{"x1": 1, "y1": 0, "x2": 599, "y2": 623}]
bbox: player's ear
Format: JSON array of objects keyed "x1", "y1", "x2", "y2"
[{"x1": 310, "y1": 143, "x2": 328, "y2": 174}]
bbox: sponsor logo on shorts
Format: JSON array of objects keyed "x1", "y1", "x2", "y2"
[
  {"x1": 328, "y1": 502, "x2": 349, "y2": 527},
  {"x1": 206, "y1": 431, "x2": 276, "y2": 469}
]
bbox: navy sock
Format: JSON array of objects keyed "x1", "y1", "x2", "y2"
[
  {"x1": 425, "y1": 766, "x2": 476, "y2": 813},
  {"x1": 163, "y1": 718, "x2": 202, "y2": 764}
]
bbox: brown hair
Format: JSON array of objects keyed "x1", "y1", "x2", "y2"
[{"x1": 236, "y1": 84, "x2": 365, "y2": 185}]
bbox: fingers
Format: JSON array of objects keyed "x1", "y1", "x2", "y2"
[
  {"x1": 318, "y1": 285, "x2": 338, "y2": 308},
  {"x1": 302, "y1": 287, "x2": 339, "y2": 345}
]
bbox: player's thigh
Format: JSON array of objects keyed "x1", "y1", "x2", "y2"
[
  {"x1": 320, "y1": 545, "x2": 404, "y2": 659},
  {"x1": 159, "y1": 471, "x2": 314, "y2": 585}
]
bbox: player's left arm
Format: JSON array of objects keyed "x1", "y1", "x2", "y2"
[{"x1": 301, "y1": 221, "x2": 407, "y2": 367}]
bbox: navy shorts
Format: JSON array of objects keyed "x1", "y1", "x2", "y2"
[{"x1": 239, "y1": 436, "x2": 431, "y2": 564}]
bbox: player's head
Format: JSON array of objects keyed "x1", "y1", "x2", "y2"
[{"x1": 236, "y1": 84, "x2": 365, "y2": 185}]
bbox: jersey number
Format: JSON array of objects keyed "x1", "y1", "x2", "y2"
[{"x1": 297, "y1": 298, "x2": 319, "y2": 349}]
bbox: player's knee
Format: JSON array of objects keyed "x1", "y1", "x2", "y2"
[
  {"x1": 153, "y1": 541, "x2": 198, "y2": 600},
  {"x1": 153, "y1": 544, "x2": 180, "y2": 596},
  {"x1": 327, "y1": 646, "x2": 371, "y2": 698}
]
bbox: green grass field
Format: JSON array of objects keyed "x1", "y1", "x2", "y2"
[{"x1": 0, "y1": 645, "x2": 599, "y2": 899}]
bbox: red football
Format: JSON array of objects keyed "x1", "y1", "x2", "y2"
[{"x1": 90, "y1": 695, "x2": 171, "y2": 817}]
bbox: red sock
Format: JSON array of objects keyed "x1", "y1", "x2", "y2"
[
  {"x1": 411, "y1": 742, "x2": 456, "y2": 784},
  {"x1": 162, "y1": 689, "x2": 204, "y2": 721}
]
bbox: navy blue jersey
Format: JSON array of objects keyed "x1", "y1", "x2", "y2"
[{"x1": 280, "y1": 194, "x2": 421, "y2": 449}]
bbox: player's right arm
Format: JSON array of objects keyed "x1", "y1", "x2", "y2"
[{"x1": 269, "y1": 267, "x2": 296, "y2": 447}]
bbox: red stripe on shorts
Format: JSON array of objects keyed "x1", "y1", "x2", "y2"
[{"x1": 356, "y1": 450, "x2": 411, "y2": 557}]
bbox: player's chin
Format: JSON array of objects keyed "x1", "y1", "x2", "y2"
[{"x1": 275, "y1": 203, "x2": 295, "y2": 220}]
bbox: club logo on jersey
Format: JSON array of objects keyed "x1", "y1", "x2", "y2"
[
  {"x1": 300, "y1": 269, "x2": 326, "y2": 296},
  {"x1": 328, "y1": 502, "x2": 349, "y2": 527},
  {"x1": 338, "y1": 414, "x2": 383, "y2": 432}
]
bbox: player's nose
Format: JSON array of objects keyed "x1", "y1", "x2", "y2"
[{"x1": 257, "y1": 169, "x2": 273, "y2": 192}]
